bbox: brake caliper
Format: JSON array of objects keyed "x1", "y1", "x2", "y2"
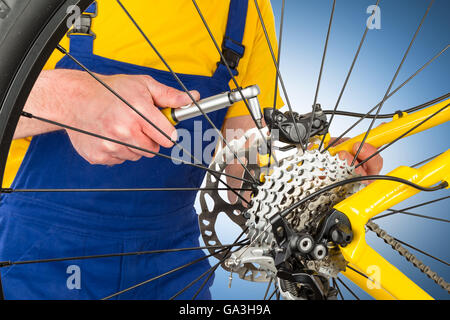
[{"x1": 263, "y1": 105, "x2": 328, "y2": 145}]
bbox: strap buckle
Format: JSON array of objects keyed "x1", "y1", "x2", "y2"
[
  {"x1": 220, "y1": 36, "x2": 245, "y2": 71},
  {"x1": 67, "y1": 2, "x2": 98, "y2": 39}
]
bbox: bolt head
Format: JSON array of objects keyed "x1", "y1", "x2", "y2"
[
  {"x1": 297, "y1": 235, "x2": 314, "y2": 253},
  {"x1": 312, "y1": 244, "x2": 327, "y2": 260},
  {"x1": 276, "y1": 226, "x2": 284, "y2": 238}
]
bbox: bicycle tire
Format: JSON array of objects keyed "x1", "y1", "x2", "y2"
[{"x1": 0, "y1": 0, "x2": 93, "y2": 183}]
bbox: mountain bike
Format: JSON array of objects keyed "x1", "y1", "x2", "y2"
[{"x1": 0, "y1": 0, "x2": 448, "y2": 300}]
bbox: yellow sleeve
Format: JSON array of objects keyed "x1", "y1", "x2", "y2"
[
  {"x1": 2, "y1": 138, "x2": 32, "y2": 188},
  {"x1": 1, "y1": 26, "x2": 68, "y2": 188},
  {"x1": 225, "y1": 0, "x2": 284, "y2": 119}
]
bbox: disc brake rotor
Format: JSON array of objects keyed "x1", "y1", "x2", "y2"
[{"x1": 199, "y1": 128, "x2": 264, "y2": 271}]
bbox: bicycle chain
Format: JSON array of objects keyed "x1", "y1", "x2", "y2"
[{"x1": 366, "y1": 221, "x2": 450, "y2": 293}]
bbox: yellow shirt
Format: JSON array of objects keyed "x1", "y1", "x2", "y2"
[{"x1": 4, "y1": 0, "x2": 283, "y2": 187}]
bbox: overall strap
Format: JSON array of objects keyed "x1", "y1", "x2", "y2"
[
  {"x1": 67, "y1": 1, "x2": 98, "y2": 55},
  {"x1": 214, "y1": 0, "x2": 249, "y2": 79}
]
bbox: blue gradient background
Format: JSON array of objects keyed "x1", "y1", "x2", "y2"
[{"x1": 197, "y1": 0, "x2": 449, "y2": 300}]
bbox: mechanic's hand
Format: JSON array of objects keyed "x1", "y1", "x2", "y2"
[
  {"x1": 62, "y1": 70, "x2": 199, "y2": 165},
  {"x1": 333, "y1": 138, "x2": 383, "y2": 183}
]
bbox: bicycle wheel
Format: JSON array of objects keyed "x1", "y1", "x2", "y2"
[{"x1": 0, "y1": 0, "x2": 448, "y2": 300}]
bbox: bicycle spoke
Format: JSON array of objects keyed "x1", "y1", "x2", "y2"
[
  {"x1": 304, "y1": 0, "x2": 336, "y2": 151},
  {"x1": 252, "y1": 0, "x2": 303, "y2": 151},
  {"x1": 318, "y1": 0, "x2": 381, "y2": 150},
  {"x1": 263, "y1": 277, "x2": 273, "y2": 300},
  {"x1": 392, "y1": 237, "x2": 450, "y2": 266},
  {"x1": 337, "y1": 277, "x2": 360, "y2": 300},
  {"x1": 191, "y1": 0, "x2": 274, "y2": 160},
  {"x1": 103, "y1": 228, "x2": 248, "y2": 300},
  {"x1": 170, "y1": 228, "x2": 248, "y2": 300},
  {"x1": 0, "y1": 243, "x2": 245, "y2": 268},
  {"x1": 274, "y1": 175, "x2": 447, "y2": 222},
  {"x1": 411, "y1": 152, "x2": 444, "y2": 168},
  {"x1": 345, "y1": 266, "x2": 384, "y2": 296},
  {"x1": 272, "y1": 0, "x2": 285, "y2": 114},
  {"x1": 193, "y1": 230, "x2": 249, "y2": 300},
  {"x1": 169, "y1": 259, "x2": 222, "y2": 301},
  {"x1": 191, "y1": 262, "x2": 220, "y2": 300},
  {"x1": 170, "y1": 245, "x2": 243, "y2": 301},
  {"x1": 1, "y1": 187, "x2": 252, "y2": 193},
  {"x1": 371, "y1": 196, "x2": 450, "y2": 221},
  {"x1": 116, "y1": 0, "x2": 258, "y2": 185},
  {"x1": 268, "y1": 0, "x2": 286, "y2": 170},
  {"x1": 21, "y1": 112, "x2": 254, "y2": 189},
  {"x1": 355, "y1": 103, "x2": 449, "y2": 168},
  {"x1": 332, "y1": 278, "x2": 344, "y2": 300},
  {"x1": 55, "y1": 45, "x2": 208, "y2": 168},
  {"x1": 384, "y1": 209, "x2": 450, "y2": 224},
  {"x1": 323, "y1": 44, "x2": 448, "y2": 153},
  {"x1": 101, "y1": 246, "x2": 230, "y2": 300},
  {"x1": 351, "y1": 0, "x2": 434, "y2": 165},
  {"x1": 191, "y1": 232, "x2": 248, "y2": 300},
  {"x1": 267, "y1": 287, "x2": 277, "y2": 300},
  {"x1": 55, "y1": 47, "x2": 255, "y2": 204},
  {"x1": 5, "y1": 187, "x2": 243, "y2": 193},
  {"x1": 347, "y1": 265, "x2": 371, "y2": 281}
]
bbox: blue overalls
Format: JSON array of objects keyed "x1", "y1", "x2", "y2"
[{"x1": 0, "y1": 0, "x2": 248, "y2": 300}]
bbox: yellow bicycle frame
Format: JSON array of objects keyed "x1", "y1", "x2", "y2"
[{"x1": 327, "y1": 98, "x2": 449, "y2": 300}]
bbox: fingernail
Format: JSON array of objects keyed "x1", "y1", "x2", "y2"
[
  {"x1": 189, "y1": 90, "x2": 200, "y2": 101},
  {"x1": 171, "y1": 130, "x2": 178, "y2": 142}
]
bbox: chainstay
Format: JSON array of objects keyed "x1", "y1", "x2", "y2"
[{"x1": 366, "y1": 221, "x2": 450, "y2": 294}]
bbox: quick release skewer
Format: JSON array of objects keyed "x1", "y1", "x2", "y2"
[{"x1": 161, "y1": 85, "x2": 263, "y2": 126}]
